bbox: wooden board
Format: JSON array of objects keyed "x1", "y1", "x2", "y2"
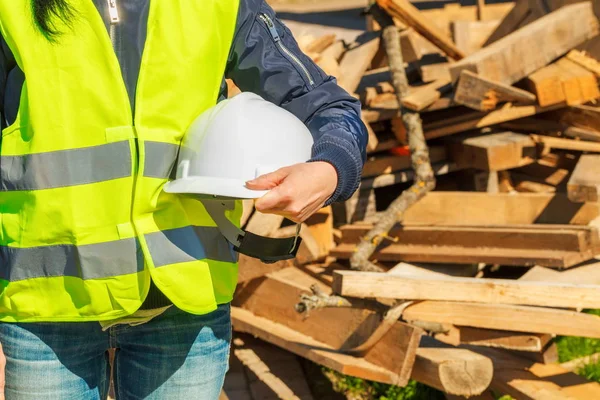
[
  {"x1": 245, "y1": 212, "x2": 284, "y2": 237},
  {"x1": 338, "y1": 32, "x2": 381, "y2": 94},
  {"x1": 402, "y1": 300, "x2": 600, "y2": 338},
  {"x1": 333, "y1": 271, "x2": 600, "y2": 308},
  {"x1": 568, "y1": 155, "x2": 600, "y2": 202},
  {"x1": 438, "y1": 326, "x2": 552, "y2": 352},
  {"x1": 362, "y1": 147, "x2": 447, "y2": 177},
  {"x1": 526, "y1": 63, "x2": 569, "y2": 106},
  {"x1": 450, "y1": 3, "x2": 600, "y2": 85},
  {"x1": 453, "y1": 19, "x2": 501, "y2": 55},
  {"x1": 449, "y1": 131, "x2": 536, "y2": 170},
  {"x1": 454, "y1": 70, "x2": 537, "y2": 111},
  {"x1": 532, "y1": 134, "x2": 600, "y2": 152},
  {"x1": 401, "y1": 79, "x2": 453, "y2": 111},
  {"x1": 402, "y1": 192, "x2": 599, "y2": 226},
  {"x1": 567, "y1": 49, "x2": 600, "y2": 75},
  {"x1": 423, "y1": 103, "x2": 562, "y2": 140},
  {"x1": 231, "y1": 307, "x2": 400, "y2": 384},
  {"x1": 234, "y1": 267, "x2": 423, "y2": 385},
  {"x1": 483, "y1": 0, "x2": 533, "y2": 46},
  {"x1": 555, "y1": 57, "x2": 600, "y2": 105},
  {"x1": 376, "y1": 0, "x2": 466, "y2": 60},
  {"x1": 420, "y1": 62, "x2": 451, "y2": 83},
  {"x1": 474, "y1": 346, "x2": 600, "y2": 400}
]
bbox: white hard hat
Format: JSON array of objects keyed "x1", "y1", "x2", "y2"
[{"x1": 164, "y1": 92, "x2": 314, "y2": 199}]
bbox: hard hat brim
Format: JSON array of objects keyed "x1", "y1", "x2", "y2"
[{"x1": 163, "y1": 176, "x2": 269, "y2": 199}]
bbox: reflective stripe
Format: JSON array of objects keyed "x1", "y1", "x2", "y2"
[
  {"x1": 0, "y1": 142, "x2": 132, "y2": 191},
  {"x1": 145, "y1": 226, "x2": 237, "y2": 267},
  {"x1": 0, "y1": 238, "x2": 144, "y2": 282},
  {"x1": 143, "y1": 141, "x2": 179, "y2": 179}
]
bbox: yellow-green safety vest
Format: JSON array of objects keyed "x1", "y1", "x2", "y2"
[{"x1": 0, "y1": 0, "x2": 241, "y2": 322}]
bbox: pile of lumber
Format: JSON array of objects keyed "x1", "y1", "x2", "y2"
[{"x1": 224, "y1": 0, "x2": 600, "y2": 398}]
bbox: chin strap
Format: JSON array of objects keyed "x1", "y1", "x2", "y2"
[{"x1": 200, "y1": 199, "x2": 302, "y2": 263}]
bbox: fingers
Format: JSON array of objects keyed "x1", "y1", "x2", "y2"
[{"x1": 245, "y1": 167, "x2": 290, "y2": 190}]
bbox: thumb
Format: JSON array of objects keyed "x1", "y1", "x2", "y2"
[{"x1": 245, "y1": 167, "x2": 290, "y2": 190}]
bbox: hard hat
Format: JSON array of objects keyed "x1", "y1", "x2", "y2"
[
  {"x1": 164, "y1": 92, "x2": 314, "y2": 263},
  {"x1": 164, "y1": 92, "x2": 314, "y2": 199}
]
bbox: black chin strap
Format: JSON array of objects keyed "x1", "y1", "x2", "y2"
[{"x1": 201, "y1": 200, "x2": 302, "y2": 263}]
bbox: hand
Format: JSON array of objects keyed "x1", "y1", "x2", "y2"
[{"x1": 245, "y1": 162, "x2": 338, "y2": 223}]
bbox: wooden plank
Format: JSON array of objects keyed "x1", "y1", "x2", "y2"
[
  {"x1": 521, "y1": 261, "x2": 600, "y2": 285},
  {"x1": 450, "y1": 2, "x2": 600, "y2": 85},
  {"x1": 567, "y1": 49, "x2": 600, "y2": 75},
  {"x1": 332, "y1": 271, "x2": 600, "y2": 308},
  {"x1": 245, "y1": 212, "x2": 284, "y2": 237},
  {"x1": 532, "y1": 134, "x2": 600, "y2": 152},
  {"x1": 360, "y1": 161, "x2": 462, "y2": 189},
  {"x1": 402, "y1": 192, "x2": 599, "y2": 225},
  {"x1": 234, "y1": 268, "x2": 422, "y2": 385},
  {"x1": 484, "y1": 0, "x2": 532, "y2": 46},
  {"x1": 403, "y1": 301, "x2": 600, "y2": 338},
  {"x1": 423, "y1": 103, "x2": 562, "y2": 140},
  {"x1": 454, "y1": 70, "x2": 537, "y2": 111},
  {"x1": 401, "y1": 79, "x2": 452, "y2": 111},
  {"x1": 449, "y1": 131, "x2": 536, "y2": 170},
  {"x1": 231, "y1": 307, "x2": 400, "y2": 384},
  {"x1": 338, "y1": 224, "x2": 596, "y2": 253},
  {"x1": 413, "y1": 336, "x2": 493, "y2": 397},
  {"x1": 526, "y1": 63, "x2": 568, "y2": 106},
  {"x1": 237, "y1": 255, "x2": 292, "y2": 284},
  {"x1": 305, "y1": 34, "x2": 336, "y2": 54},
  {"x1": 362, "y1": 114, "x2": 379, "y2": 153},
  {"x1": 453, "y1": 20, "x2": 501, "y2": 55},
  {"x1": 420, "y1": 62, "x2": 451, "y2": 83},
  {"x1": 438, "y1": 326, "x2": 552, "y2": 352},
  {"x1": 555, "y1": 57, "x2": 600, "y2": 105},
  {"x1": 331, "y1": 241, "x2": 593, "y2": 268},
  {"x1": 568, "y1": 155, "x2": 600, "y2": 202},
  {"x1": 376, "y1": 0, "x2": 466, "y2": 60},
  {"x1": 475, "y1": 346, "x2": 600, "y2": 400},
  {"x1": 304, "y1": 206, "x2": 334, "y2": 258},
  {"x1": 362, "y1": 147, "x2": 446, "y2": 177},
  {"x1": 338, "y1": 32, "x2": 381, "y2": 94},
  {"x1": 556, "y1": 105, "x2": 600, "y2": 135}
]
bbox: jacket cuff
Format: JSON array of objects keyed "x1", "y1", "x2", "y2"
[{"x1": 309, "y1": 137, "x2": 362, "y2": 205}]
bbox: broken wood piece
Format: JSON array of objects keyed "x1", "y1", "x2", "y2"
[
  {"x1": 567, "y1": 49, "x2": 600, "y2": 76},
  {"x1": 332, "y1": 271, "x2": 600, "y2": 308},
  {"x1": 401, "y1": 79, "x2": 452, "y2": 111},
  {"x1": 402, "y1": 192, "x2": 599, "y2": 225},
  {"x1": 449, "y1": 131, "x2": 536, "y2": 171},
  {"x1": 437, "y1": 326, "x2": 552, "y2": 352},
  {"x1": 338, "y1": 32, "x2": 381, "y2": 94},
  {"x1": 403, "y1": 301, "x2": 600, "y2": 338},
  {"x1": 233, "y1": 267, "x2": 423, "y2": 386},
  {"x1": 525, "y1": 63, "x2": 568, "y2": 106},
  {"x1": 376, "y1": 0, "x2": 466, "y2": 60},
  {"x1": 420, "y1": 62, "x2": 451, "y2": 82},
  {"x1": 231, "y1": 307, "x2": 400, "y2": 384},
  {"x1": 454, "y1": 70, "x2": 536, "y2": 111},
  {"x1": 568, "y1": 155, "x2": 600, "y2": 202},
  {"x1": 450, "y1": 2, "x2": 600, "y2": 84},
  {"x1": 555, "y1": 57, "x2": 600, "y2": 105},
  {"x1": 413, "y1": 336, "x2": 493, "y2": 397},
  {"x1": 531, "y1": 134, "x2": 600, "y2": 153}
]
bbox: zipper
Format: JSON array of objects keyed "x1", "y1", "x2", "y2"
[
  {"x1": 107, "y1": 0, "x2": 120, "y2": 50},
  {"x1": 258, "y1": 13, "x2": 315, "y2": 87}
]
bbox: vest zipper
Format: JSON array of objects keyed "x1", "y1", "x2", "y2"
[
  {"x1": 258, "y1": 13, "x2": 315, "y2": 88},
  {"x1": 107, "y1": 0, "x2": 120, "y2": 50}
]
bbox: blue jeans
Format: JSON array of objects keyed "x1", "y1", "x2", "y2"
[{"x1": 0, "y1": 304, "x2": 232, "y2": 400}]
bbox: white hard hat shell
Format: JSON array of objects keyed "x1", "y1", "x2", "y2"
[{"x1": 164, "y1": 92, "x2": 314, "y2": 199}]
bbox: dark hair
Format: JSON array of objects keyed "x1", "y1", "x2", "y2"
[{"x1": 31, "y1": 0, "x2": 75, "y2": 40}]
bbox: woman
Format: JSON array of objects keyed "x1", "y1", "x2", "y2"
[{"x1": 0, "y1": 0, "x2": 367, "y2": 398}]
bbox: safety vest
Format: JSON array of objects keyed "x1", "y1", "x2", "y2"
[{"x1": 0, "y1": 0, "x2": 241, "y2": 322}]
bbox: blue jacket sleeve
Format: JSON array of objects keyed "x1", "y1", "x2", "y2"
[{"x1": 225, "y1": 0, "x2": 368, "y2": 204}]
